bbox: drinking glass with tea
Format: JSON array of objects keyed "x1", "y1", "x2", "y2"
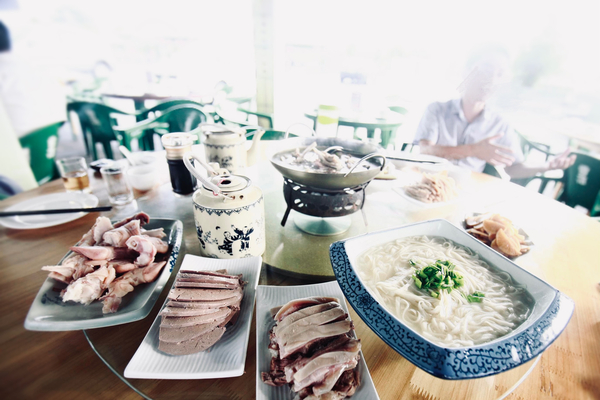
[{"x1": 56, "y1": 157, "x2": 91, "y2": 193}]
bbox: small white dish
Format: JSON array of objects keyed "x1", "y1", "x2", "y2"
[
  {"x1": 393, "y1": 185, "x2": 462, "y2": 208},
  {"x1": 256, "y1": 281, "x2": 380, "y2": 400},
  {"x1": 127, "y1": 163, "x2": 158, "y2": 192},
  {"x1": 0, "y1": 192, "x2": 99, "y2": 229},
  {"x1": 124, "y1": 254, "x2": 262, "y2": 380}
]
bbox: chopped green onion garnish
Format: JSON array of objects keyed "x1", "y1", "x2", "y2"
[{"x1": 411, "y1": 260, "x2": 464, "y2": 299}]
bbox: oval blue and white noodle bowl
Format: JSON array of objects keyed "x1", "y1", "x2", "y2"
[{"x1": 329, "y1": 219, "x2": 574, "y2": 380}]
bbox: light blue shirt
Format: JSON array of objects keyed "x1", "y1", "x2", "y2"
[{"x1": 413, "y1": 99, "x2": 524, "y2": 172}]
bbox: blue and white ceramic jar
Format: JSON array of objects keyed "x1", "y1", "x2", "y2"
[
  {"x1": 184, "y1": 153, "x2": 266, "y2": 259},
  {"x1": 200, "y1": 124, "x2": 264, "y2": 173}
]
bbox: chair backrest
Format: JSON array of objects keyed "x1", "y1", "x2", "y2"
[
  {"x1": 138, "y1": 99, "x2": 206, "y2": 120},
  {"x1": 245, "y1": 130, "x2": 298, "y2": 141},
  {"x1": 559, "y1": 152, "x2": 600, "y2": 212},
  {"x1": 67, "y1": 101, "x2": 131, "y2": 159},
  {"x1": 19, "y1": 121, "x2": 64, "y2": 185},
  {"x1": 515, "y1": 131, "x2": 554, "y2": 162},
  {"x1": 145, "y1": 104, "x2": 210, "y2": 133},
  {"x1": 115, "y1": 104, "x2": 211, "y2": 144}
]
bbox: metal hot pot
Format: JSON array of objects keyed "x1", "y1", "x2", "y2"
[{"x1": 269, "y1": 137, "x2": 386, "y2": 190}]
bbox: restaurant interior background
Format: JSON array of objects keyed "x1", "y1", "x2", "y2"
[{"x1": 0, "y1": 0, "x2": 599, "y2": 178}]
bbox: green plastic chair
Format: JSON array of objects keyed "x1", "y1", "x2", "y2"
[
  {"x1": 67, "y1": 101, "x2": 136, "y2": 159},
  {"x1": 381, "y1": 106, "x2": 408, "y2": 150},
  {"x1": 245, "y1": 130, "x2": 298, "y2": 141},
  {"x1": 237, "y1": 106, "x2": 274, "y2": 129},
  {"x1": 115, "y1": 104, "x2": 212, "y2": 144},
  {"x1": 137, "y1": 99, "x2": 209, "y2": 150},
  {"x1": 19, "y1": 121, "x2": 64, "y2": 185},
  {"x1": 215, "y1": 107, "x2": 274, "y2": 130},
  {"x1": 551, "y1": 152, "x2": 600, "y2": 215}
]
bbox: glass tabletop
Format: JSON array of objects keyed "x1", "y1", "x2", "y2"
[{"x1": 81, "y1": 151, "x2": 543, "y2": 399}]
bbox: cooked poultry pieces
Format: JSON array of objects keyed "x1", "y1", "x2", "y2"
[
  {"x1": 466, "y1": 213, "x2": 530, "y2": 258},
  {"x1": 158, "y1": 270, "x2": 245, "y2": 355},
  {"x1": 286, "y1": 142, "x2": 369, "y2": 174},
  {"x1": 404, "y1": 171, "x2": 458, "y2": 203},
  {"x1": 262, "y1": 297, "x2": 361, "y2": 400},
  {"x1": 40, "y1": 212, "x2": 169, "y2": 313}
]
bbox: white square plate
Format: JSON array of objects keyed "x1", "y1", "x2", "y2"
[
  {"x1": 124, "y1": 254, "x2": 262, "y2": 379},
  {"x1": 256, "y1": 281, "x2": 380, "y2": 400}
]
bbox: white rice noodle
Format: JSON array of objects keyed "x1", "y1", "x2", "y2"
[{"x1": 356, "y1": 236, "x2": 532, "y2": 347}]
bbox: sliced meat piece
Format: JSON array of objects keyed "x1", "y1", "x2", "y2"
[
  {"x1": 275, "y1": 307, "x2": 347, "y2": 339},
  {"x1": 159, "y1": 322, "x2": 222, "y2": 343},
  {"x1": 160, "y1": 308, "x2": 231, "y2": 328},
  {"x1": 179, "y1": 270, "x2": 241, "y2": 280},
  {"x1": 109, "y1": 260, "x2": 138, "y2": 274},
  {"x1": 113, "y1": 212, "x2": 150, "y2": 228},
  {"x1": 292, "y1": 351, "x2": 360, "y2": 392},
  {"x1": 168, "y1": 287, "x2": 242, "y2": 302},
  {"x1": 102, "y1": 220, "x2": 141, "y2": 247},
  {"x1": 331, "y1": 368, "x2": 360, "y2": 397},
  {"x1": 126, "y1": 235, "x2": 157, "y2": 266},
  {"x1": 311, "y1": 364, "x2": 350, "y2": 396},
  {"x1": 70, "y1": 246, "x2": 132, "y2": 261},
  {"x1": 165, "y1": 291, "x2": 243, "y2": 308},
  {"x1": 283, "y1": 337, "x2": 355, "y2": 382},
  {"x1": 62, "y1": 265, "x2": 116, "y2": 305},
  {"x1": 174, "y1": 280, "x2": 240, "y2": 289},
  {"x1": 178, "y1": 272, "x2": 241, "y2": 286},
  {"x1": 279, "y1": 320, "x2": 353, "y2": 359},
  {"x1": 92, "y1": 216, "x2": 114, "y2": 244},
  {"x1": 141, "y1": 235, "x2": 169, "y2": 253},
  {"x1": 100, "y1": 261, "x2": 166, "y2": 313},
  {"x1": 84, "y1": 259, "x2": 137, "y2": 274},
  {"x1": 141, "y1": 227, "x2": 166, "y2": 238},
  {"x1": 274, "y1": 297, "x2": 339, "y2": 322},
  {"x1": 161, "y1": 306, "x2": 233, "y2": 318},
  {"x1": 159, "y1": 326, "x2": 226, "y2": 355},
  {"x1": 42, "y1": 254, "x2": 94, "y2": 283},
  {"x1": 275, "y1": 302, "x2": 339, "y2": 332}
]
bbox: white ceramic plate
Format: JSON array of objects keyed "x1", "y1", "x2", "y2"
[
  {"x1": 0, "y1": 192, "x2": 99, "y2": 229},
  {"x1": 124, "y1": 254, "x2": 262, "y2": 379},
  {"x1": 256, "y1": 281, "x2": 380, "y2": 400},
  {"x1": 393, "y1": 185, "x2": 462, "y2": 208},
  {"x1": 24, "y1": 218, "x2": 183, "y2": 331}
]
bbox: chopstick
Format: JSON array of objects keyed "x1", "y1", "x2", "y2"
[
  {"x1": 0, "y1": 206, "x2": 112, "y2": 217},
  {"x1": 385, "y1": 156, "x2": 440, "y2": 164}
]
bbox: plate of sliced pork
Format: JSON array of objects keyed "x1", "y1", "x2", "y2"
[
  {"x1": 257, "y1": 281, "x2": 379, "y2": 400},
  {"x1": 124, "y1": 254, "x2": 261, "y2": 379},
  {"x1": 24, "y1": 212, "x2": 183, "y2": 331}
]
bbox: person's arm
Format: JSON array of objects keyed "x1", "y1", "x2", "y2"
[
  {"x1": 504, "y1": 149, "x2": 577, "y2": 179},
  {"x1": 419, "y1": 132, "x2": 516, "y2": 166}
]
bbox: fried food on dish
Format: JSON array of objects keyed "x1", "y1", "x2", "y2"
[{"x1": 466, "y1": 213, "x2": 530, "y2": 258}]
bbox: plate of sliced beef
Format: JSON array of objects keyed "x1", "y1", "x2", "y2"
[
  {"x1": 124, "y1": 254, "x2": 261, "y2": 379},
  {"x1": 257, "y1": 281, "x2": 379, "y2": 400}
]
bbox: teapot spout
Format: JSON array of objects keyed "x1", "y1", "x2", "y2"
[{"x1": 246, "y1": 128, "x2": 265, "y2": 166}]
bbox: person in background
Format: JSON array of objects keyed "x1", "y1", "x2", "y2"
[
  {"x1": 413, "y1": 49, "x2": 575, "y2": 179},
  {"x1": 0, "y1": 21, "x2": 66, "y2": 138}
]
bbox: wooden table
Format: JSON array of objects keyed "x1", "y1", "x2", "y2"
[{"x1": 1, "y1": 149, "x2": 600, "y2": 399}]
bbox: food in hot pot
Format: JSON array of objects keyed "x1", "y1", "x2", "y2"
[{"x1": 280, "y1": 142, "x2": 372, "y2": 174}]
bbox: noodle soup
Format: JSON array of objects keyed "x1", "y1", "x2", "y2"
[{"x1": 356, "y1": 235, "x2": 534, "y2": 347}]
